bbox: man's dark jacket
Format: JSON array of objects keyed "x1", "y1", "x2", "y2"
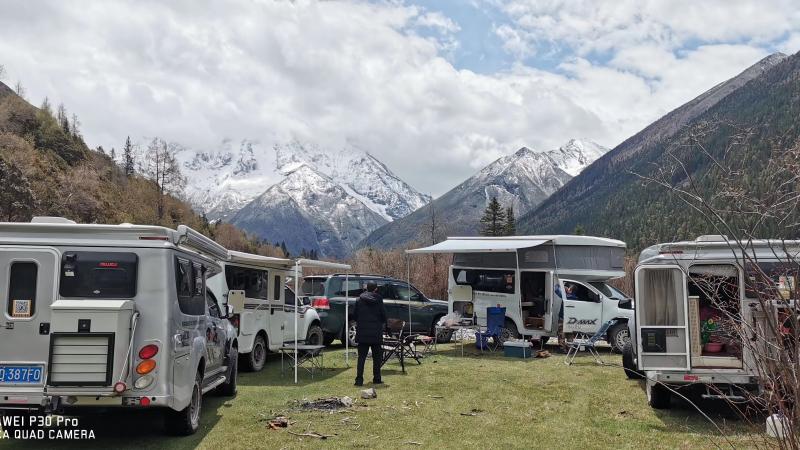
[{"x1": 353, "y1": 291, "x2": 387, "y2": 345}]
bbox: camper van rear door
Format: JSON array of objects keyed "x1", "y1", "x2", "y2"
[{"x1": 634, "y1": 265, "x2": 690, "y2": 371}]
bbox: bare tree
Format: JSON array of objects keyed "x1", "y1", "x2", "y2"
[
  {"x1": 13, "y1": 81, "x2": 25, "y2": 99},
  {"x1": 634, "y1": 122, "x2": 800, "y2": 449},
  {"x1": 142, "y1": 138, "x2": 186, "y2": 221},
  {"x1": 0, "y1": 64, "x2": 6, "y2": 81}
]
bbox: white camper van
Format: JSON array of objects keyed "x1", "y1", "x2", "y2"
[
  {"x1": 207, "y1": 251, "x2": 324, "y2": 372},
  {"x1": 0, "y1": 218, "x2": 237, "y2": 435},
  {"x1": 408, "y1": 236, "x2": 634, "y2": 349},
  {"x1": 626, "y1": 235, "x2": 800, "y2": 409}
]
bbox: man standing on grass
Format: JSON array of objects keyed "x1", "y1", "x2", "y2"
[{"x1": 353, "y1": 281, "x2": 387, "y2": 386}]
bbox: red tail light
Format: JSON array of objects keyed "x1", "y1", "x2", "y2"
[
  {"x1": 138, "y1": 344, "x2": 159, "y2": 360},
  {"x1": 311, "y1": 297, "x2": 330, "y2": 310}
]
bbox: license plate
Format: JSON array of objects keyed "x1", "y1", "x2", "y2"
[{"x1": 0, "y1": 365, "x2": 44, "y2": 384}]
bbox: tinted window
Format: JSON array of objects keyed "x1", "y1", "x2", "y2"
[
  {"x1": 285, "y1": 286, "x2": 296, "y2": 306},
  {"x1": 207, "y1": 290, "x2": 220, "y2": 318},
  {"x1": 590, "y1": 282, "x2": 627, "y2": 300},
  {"x1": 562, "y1": 281, "x2": 598, "y2": 302},
  {"x1": 328, "y1": 277, "x2": 365, "y2": 297},
  {"x1": 274, "y1": 275, "x2": 281, "y2": 301},
  {"x1": 394, "y1": 283, "x2": 423, "y2": 301},
  {"x1": 60, "y1": 252, "x2": 138, "y2": 298},
  {"x1": 8, "y1": 262, "x2": 37, "y2": 317},
  {"x1": 224, "y1": 266, "x2": 267, "y2": 299},
  {"x1": 453, "y1": 269, "x2": 515, "y2": 294},
  {"x1": 302, "y1": 278, "x2": 327, "y2": 296},
  {"x1": 376, "y1": 281, "x2": 397, "y2": 300},
  {"x1": 176, "y1": 258, "x2": 205, "y2": 315}
]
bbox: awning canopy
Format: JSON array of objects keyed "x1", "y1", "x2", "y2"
[
  {"x1": 229, "y1": 250, "x2": 293, "y2": 268},
  {"x1": 407, "y1": 238, "x2": 548, "y2": 254},
  {"x1": 294, "y1": 259, "x2": 352, "y2": 270}
]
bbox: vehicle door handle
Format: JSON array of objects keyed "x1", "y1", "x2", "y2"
[{"x1": 565, "y1": 305, "x2": 575, "y2": 308}]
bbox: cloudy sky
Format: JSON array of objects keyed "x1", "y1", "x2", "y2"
[{"x1": 1, "y1": 0, "x2": 799, "y2": 196}]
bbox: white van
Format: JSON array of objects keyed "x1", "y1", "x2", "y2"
[
  {"x1": 0, "y1": 218, "x2": 236, "y2": 435},
  {"x1": 626, "y1": 235, "x2": 799, "y2": 409},
  {"x1": 409, "y1": 235, "x2": 634, "y2": 350},
  {"x1": 207, "y1": 251, "x2": 323, "y2": 372}
]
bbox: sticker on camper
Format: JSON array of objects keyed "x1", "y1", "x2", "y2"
[{"x1": 11, "y1": 299, "x2": 31, "y2": 318}]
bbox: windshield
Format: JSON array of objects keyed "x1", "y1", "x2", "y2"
[{"x1": 589, "y1": 282, "x2": 629, "y2": 300}]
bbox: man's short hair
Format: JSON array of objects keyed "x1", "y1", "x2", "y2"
[{"x1": 366, "y1": 281, "x2": 378, "y2": 292}]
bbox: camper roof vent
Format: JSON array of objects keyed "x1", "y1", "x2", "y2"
[
  {"x1": 31, "y1": 217, "x2": 77, "y2": 224},
  {"x1": 696, "y1": 234, "x2": 728, "y2": 242}
]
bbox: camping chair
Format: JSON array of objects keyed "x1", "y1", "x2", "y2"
[
  {"x1": 564, "y1": 319, "x2": 617, "y2": 366},
  {"x1": 381, "y1": 319, "x2": 422, "y2": 373},
  {"x1": 475, "y1": 307, "x2": 506, "y2": 351}
]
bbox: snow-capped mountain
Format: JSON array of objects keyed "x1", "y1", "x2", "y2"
[
  {"x1": 274, "y1": 141, "x2": 430, "y2": 221},
  {"x1": 360, "y1": 139, "x2": 608, "y2": 249},
  {"x1": 230, "y1": 164, "x2": 388, "y2": 258}
]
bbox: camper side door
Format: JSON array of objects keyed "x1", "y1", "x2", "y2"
[{"x1": 635, "y1": 265, "x2": 690, "y2": 371}]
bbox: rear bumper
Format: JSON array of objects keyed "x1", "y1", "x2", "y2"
[
  {"x1": 45, "y1": 394, "x2": 174, "y2": 410},
  {"x1": 649, "y1": 370, "x2": 756, "y2": 386},
  {"x1": 0, "y1": 386, "x2": 45, "y2": 410}
]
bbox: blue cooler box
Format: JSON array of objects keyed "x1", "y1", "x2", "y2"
[{"x1": 503, "y1": 341, "x2": 532, "y2": 358}]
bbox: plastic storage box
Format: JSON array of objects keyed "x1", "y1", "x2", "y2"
[{"x1": 503, "y1": 340, "x2": 532, "y2": 358}]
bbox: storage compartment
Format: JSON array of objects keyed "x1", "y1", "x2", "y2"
[{"x1": 687, "y1": 265, "x2": 743, "y2": 368}]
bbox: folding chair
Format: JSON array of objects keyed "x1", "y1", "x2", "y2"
[
  {"x1": 381, "y1": 319, "x2": 422, "y2": 373},
  {"x1": 475, "y1": 307, "x2": 506, "y2": 351},
  {"x1": 564, "y1": 319, "x2": 617, "y2": 366}
]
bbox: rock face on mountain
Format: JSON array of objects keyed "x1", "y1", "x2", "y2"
[
  {"x1": 231, "y1": 164, "x2": 388, "y2": 258},
  {"x1": 181, "y1": 139, "x2": 430, "y2": 258},
  {"x1": 360, "y1": 139, "x2": 607, "y2": 249},
  {"x1": 517, "y1": 52, "x2": 793, "y2": 250}
]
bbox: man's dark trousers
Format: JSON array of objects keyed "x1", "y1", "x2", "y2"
[{"x1": 356, "y1": 343, "x2": 383, "y2": 383}]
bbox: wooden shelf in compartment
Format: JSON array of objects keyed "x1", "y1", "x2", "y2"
[{"x1": 691, "y1": 355, "x2": 742, "y2": 369}]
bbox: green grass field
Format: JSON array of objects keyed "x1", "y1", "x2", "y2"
[{"x1": 0, "y1": 344, "x2": 767, "y2": 449}]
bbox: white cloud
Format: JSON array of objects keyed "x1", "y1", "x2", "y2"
[{"x1": 0, "y1": 0, "x2": 795, "y2": 198}]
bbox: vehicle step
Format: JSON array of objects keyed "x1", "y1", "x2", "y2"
[{"x1": 201, "y1": 376, "x2": 227, "y2": 394}]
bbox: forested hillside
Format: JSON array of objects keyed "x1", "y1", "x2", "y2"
[
  {"x1": 0, "y1": 79, "x2": 284, "y2": 257},
  {"x1": 518, "y1": 52, "x2": 800, "y2": 250}
]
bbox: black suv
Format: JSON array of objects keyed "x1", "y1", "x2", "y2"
[{"x1": 302, "y1": 274, "x2": 452, "y2": 346}]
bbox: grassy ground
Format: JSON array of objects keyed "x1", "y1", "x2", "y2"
[{"x1": 0, "y1": 344, "x2": 767, "y2": 449}]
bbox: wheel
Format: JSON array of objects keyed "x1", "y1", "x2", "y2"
[
  {"x1": 344, "y1": 320, "x2": 358, "y2": 347},
  {"x1": 216, "y1": 346, "x2": 238, "y2": 396},
  {"x1": 304, "y1": 325, "x2": 324, "y2": 347},
  {"x1": 165, "y1": 371, "x2": 202, "y2": 435},
  {"x1": 647, "y1": 381, "x2": 672, "y2": 409},
  {"x1": 622, "y1": 341, "x2": 643, "y2": 379},
  {"x1": 608, "y1": 322, "x2": 630, "y2": 353},
  {"x1": 503, "y1": 319, "x2": 520, "y2": 339},
  {"x1": 245, "y1": 334, "x2": 267, "y2": 372},
  {"x1": 322, "y1": 333, "x2": 335, "y2": 346}
]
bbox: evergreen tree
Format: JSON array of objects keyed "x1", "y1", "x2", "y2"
[
  {"x1": 123, "y1": 136, "x2": 135, "y2": 176},
  {"x1": 110, "y1": 147, "x2": 116, "y2": 161},
  {"x1": 70, "y1": 113, "x2": 80, "y2": 138},
  {"x1": 280, "y1": 241, "x2": 288, "y2": 256},
  {"x1": 479, "y1": 197, "x2": 507, "y2": 236},
  {"x1": 0, "y1": 160, "x2": 35, "y2": 221},
  {"x1": 96, "y1": 145, "x2": 105, "y2": 155},
  {"x1": 504, "y1": 206, "x2": 516, "y2": 236},
  {"x1": 573, "y1": 224, "x2": 585, "y2": 235}
]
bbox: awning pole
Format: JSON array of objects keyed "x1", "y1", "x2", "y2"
[
  {"x1": 345, "y1": 271, "x2": 350, "y2": 367},
  {"x1": 407, "y1": 256, "x2": 412, "y2": 334},
  {"x1": 294, "y1": 263, "x2": 299, "y2": 384}
]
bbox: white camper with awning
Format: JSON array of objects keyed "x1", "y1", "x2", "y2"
[{"x1": 408, "y1": 235, "x2": 635, "y2": 350}]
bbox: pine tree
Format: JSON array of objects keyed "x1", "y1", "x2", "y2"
[
  {"x1": 504, "y1": 206, "x2": 516, "y2": 236},
  {"x1": 280, "y1": 241, "x2": 288, "y2": 256},
  {"x1": 479, "y1": 197, "x2": 507, "y2": 236},
  {"x1": 96, "y1": 146, "x2": 105, "y2": 155},
  {"x1": 123, "y1": 136, "x2": 135, "y2": 176},
  {"x1": 0, "y1": 160, "x2": 35, "y2": 221},
  {"x1": 574, "y1": 224, "x2": 585, "y2": 235},
  {"x1": 110, "y1": 147, "x2": 116, "y2": 161}
]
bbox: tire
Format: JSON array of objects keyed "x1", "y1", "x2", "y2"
[
  {"x1": 217, "y1": 346, "x2": 238, "y2": 396},
  {"x1": 304, "y1": 325, "x2": 323, "y2": 347},
  {"x1": 245, "y1": 334, "x2": 267, "y2": 372},
  {"x1": 622, "y1": 341, "x2": 644, "y2": 379},
  {"x1": 344, "y1": 320, "x2": 358, "y2": 347},
  {"x1": 608, "y1": 322, "x2": 630, "y2": 353},
  {"x1": 165, "y1": 371, "x2": 203, "y2": 435},
  {"x1": 647, "y1": 381, "x2": 672, "y2": 409},
  {"x1": 322, "y1": 333, "x2": 335, "y2": 346}
]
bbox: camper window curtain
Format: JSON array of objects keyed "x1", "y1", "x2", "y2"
[{"x1": 640, "y1": 268, "x2": 684, "y2": 326}]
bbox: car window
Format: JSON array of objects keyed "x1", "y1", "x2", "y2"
[
  {"x1": 285, "y1": 286, "x2": 296, "y2": 305},
  {"x1": 376, "y1": 281, "x2": 397, "y2": 300},
  {"x1": 453, "y1": 268, "x2": 515, "y2": 294},
  {"x1": 589, "y1": 282, "x2": 627, "y2": 300},
  {"x1": 206, "y1": 290, "x2": 220, "y2": 318},
  {"x1": 331, "y1": 278, "x2": 364, "y2": 297},
  {"x1": 302, "y1": 278, "x2": 326, "y2": 296},
  {"x1": 394, "y1": 283, "x2": 423, "y2": 301},
  {"x1": 176, "y1": 258, "x2": 205, "y2": 315},
  {"x1": 59, "y1": 252, "x2": 138, "y2": 298},
  {"x1": 564, "y1": 281, "x2": 599, "y2": 302}
]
